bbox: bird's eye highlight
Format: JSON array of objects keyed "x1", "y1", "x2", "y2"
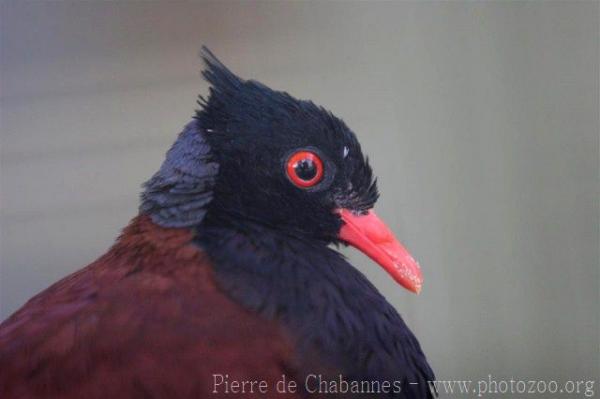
[{"x1": 286, "y1": 150, "x2": 324, "y2": 188}]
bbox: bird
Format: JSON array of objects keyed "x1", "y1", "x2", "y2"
[{"x1": 0, "y1": 48, "x2": 435, "y2": 398}]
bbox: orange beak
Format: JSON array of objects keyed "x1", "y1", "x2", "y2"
[{"x1": 337, "y1": 209, "x2": 423, "y2": 293}]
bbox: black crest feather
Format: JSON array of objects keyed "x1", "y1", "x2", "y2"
[{"x1": 197, "y1": 46, "x2": 243, "y2": 107}]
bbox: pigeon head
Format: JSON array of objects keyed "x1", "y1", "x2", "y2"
[
  {"x1": 142, "y1": 47, "x2": 423, "y2": 293},
  {"x1": 195, "y1": 49, "x2": 378, "y2": 243}
]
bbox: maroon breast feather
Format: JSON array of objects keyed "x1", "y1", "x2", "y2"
[{"x1": 0, "y1": 216, "x2": 301, "y2": 398}]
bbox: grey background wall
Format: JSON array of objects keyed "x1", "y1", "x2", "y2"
[{"x1": 1, "y1": 1, "x2": 598, "y2": 394}]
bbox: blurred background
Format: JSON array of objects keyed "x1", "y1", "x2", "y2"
[{"x1": 1, "y1": 1, "x2": 598, "y2": 394}]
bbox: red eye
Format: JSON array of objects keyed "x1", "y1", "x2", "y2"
[{"x1": 286, "y1": 150, "x2": 324, "y2": 188}]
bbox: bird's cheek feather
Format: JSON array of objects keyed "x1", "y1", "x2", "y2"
[{"x1": 337, "y1": 209, "x2": 423, "y2": 293}]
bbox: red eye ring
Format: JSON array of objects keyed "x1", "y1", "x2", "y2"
[{"x1": 286, "y1": 150, "x2": 324, "y2": 188}]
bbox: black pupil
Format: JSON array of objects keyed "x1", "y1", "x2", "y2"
[{"x1": 295, "y1": 159, "x2": 317, "y2": 181}]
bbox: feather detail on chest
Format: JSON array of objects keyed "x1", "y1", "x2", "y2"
[
  {"x1": 197, "y1": 225, "x2": 434, "y2": 398},
  {"x1": 0, "y1": 216, "x2": 299, "y2": 399}
]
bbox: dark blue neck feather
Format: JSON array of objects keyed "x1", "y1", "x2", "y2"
[
  {"x1": 195, "y1": 222, "x2": 434, "y2": 398},
  {"x1": 140, "y1": 121, "x2": 218, "y2": 228}
]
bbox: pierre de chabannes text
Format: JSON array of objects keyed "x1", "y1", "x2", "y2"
[{"x1": 212, "y1": 373, "x2": 596, "y2": 397}]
